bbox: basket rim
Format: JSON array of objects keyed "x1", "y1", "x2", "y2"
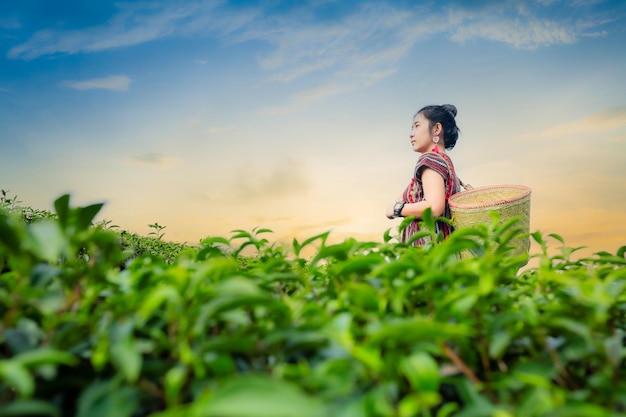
[{"x1": 449, "y1": 184, "x2": 531, "y2": 210}]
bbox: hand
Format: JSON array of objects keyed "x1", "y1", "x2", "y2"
[{"x1": 386, "y1": 202, "x2": 396, "y2": 219}]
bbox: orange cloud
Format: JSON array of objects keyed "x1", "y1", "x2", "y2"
[
  {"x1": 531, "y1": 206, "x2": 626, "y2": 257},
  {"x1": 529, "y1": 106, "x2": 626, "y2": 139},
  {"x1": 228, "y1": 158, "x2": 311, "y2": 202},
  {"x1": 128, "y1": 152, "x2": 181, "y2": 169}
]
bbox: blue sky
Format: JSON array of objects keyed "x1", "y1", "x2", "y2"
[{"x1": 1, "y1": 0, "x2": 625, "y2": 257}]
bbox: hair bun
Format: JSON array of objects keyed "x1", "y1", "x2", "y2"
[{"x1": 442, "y1": 104, "x2": 457, "y2": 117}]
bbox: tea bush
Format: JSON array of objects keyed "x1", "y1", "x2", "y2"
[
  {"x1": 0, "y1": 193, "x2": 625, "y2": 417},
  {"x1": 1, "y1": 190, "x2": 187, "y2": 265}
]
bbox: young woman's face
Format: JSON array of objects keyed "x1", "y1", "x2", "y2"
[{"x1": 410, "y1": 112, "x2": 433, "y2": 153}]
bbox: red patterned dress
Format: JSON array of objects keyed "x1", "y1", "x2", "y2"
[{"x1": 400, "y1": 151, "x2": 461, "y2": 246}]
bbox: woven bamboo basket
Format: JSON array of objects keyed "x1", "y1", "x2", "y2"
[{"x1": 448, "y1": 184, "x2": 532, "y2": 260}]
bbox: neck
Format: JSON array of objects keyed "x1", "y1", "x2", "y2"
[{"x1": 431, "y1": 145, "x2": 444, "y2": 153}]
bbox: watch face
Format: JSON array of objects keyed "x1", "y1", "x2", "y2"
[{"x1": 394, "y1": 202, "x2": 404, "y2": 210}]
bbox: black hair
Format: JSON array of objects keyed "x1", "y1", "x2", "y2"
[{"x1": 415, "y1": 104, "x2": 460, "y2": 150}]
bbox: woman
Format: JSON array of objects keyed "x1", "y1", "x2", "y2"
[{"x1": 385, "y1": 104, "x2": 462, "y2": 245}]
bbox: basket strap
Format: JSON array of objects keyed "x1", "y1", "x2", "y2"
[{"x1": 460, "y1": 179, "x2": 473, "y2": 190}]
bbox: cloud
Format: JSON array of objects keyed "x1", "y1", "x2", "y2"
[
  {"x1": 0, "y1": 17, "x2": 20, "y2": 30},
  {"x1": 250, "y1": 215, "x2": 296, "y2": 224},
  {"x1": 260, "y1": 83, "x2": 355, "y2": 115},
  {"x1": 229, "y1": 158, "x2": 311, "y2": 201},
  {"x1": 582, "y1": 30, "x2": 608, "y2": 38},
  {"x1": 528, "y1": 106, "x2": 626, "y2": 139},
  {"x1": 7, "y1": 0, "x2": 618, "y2": 105},
  {"x1": 449, "y1": 17, "x2": 578, "y2": 49},
  {"x1": 10, "y1": 2, "x2": 606, "y2": 61},
  {"x1": 62, "y1": 75, "x2": 132, "y2": 91},
  {"x1": 571, "y1": 0, "x2": 607, "y2": 6},
  {"x1": 289, "y1": 218, "x2": 353, "y2": 234},
  {"x1": 252, "y1": 3, "x2": 433, "y2": 110},
  {"x1": 246, "y1": 1, "x2": 612, "y2": 107},
  {"x1": 256, "y1": 3, "x2": 423, "y2": 82},
  {"x1": 608, "y1": 134, "x2": 626, "y2": 144},
  {"x1": 6, "y1": 1, "x2": 248, "y2": 60},
  {"x1": 8, "y1": 1, "x2": 614, "y2": 71},
  {"x1": 129, "y1": 152, "x2": 180, "y2": 169},
  {"x1": 532, "y1": 207, "x2": 626, "y2": 256},
  {"x1": 206, "y1": 126, "x2": 230, "y2": 135}
]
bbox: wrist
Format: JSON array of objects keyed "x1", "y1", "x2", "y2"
[{"x1": 393, "y1": 201, "x2": 406, "y2": 218}]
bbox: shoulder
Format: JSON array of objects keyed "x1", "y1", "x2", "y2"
[
  {"x1": 416, "y1": 152, "x2": 452, "y2": 178},
  {"x1": 417, "y1": 152, "x2": 448, "y2": 169}
]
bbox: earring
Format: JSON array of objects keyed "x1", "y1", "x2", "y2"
[{"x1": 432, "y1": 136, "x2": 440, "y2": 144}]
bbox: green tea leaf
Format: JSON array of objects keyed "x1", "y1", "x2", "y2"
[
  {"x1": 137, "y1": 284, "x2": 181, "y2": 321},
  {"x1": 435, "y1": 403, "x2": 459, "y2": 417},
  {"x1": 110, "y1": 337, "x2": 142, "y2": 383},
  {"x1": 0, "y1": 360, "x2": 34, "y2": 397},
  {"x1": 200, "y1": 336, "x2": 257, "y2": 354},
  {"x1": 12, "y1": 348, "x2": 77, "y2": 368},
  {"x1": 200, "y1": 237, "x2": 231, "y2": 246},
  {"x1": 27, "y1": 221, "x2": 65, "y2": 263},
  {"x1": 338, "y1": 256, "x2": 384, "y2": 275},
  {"x1": 351, "y1": 345, "x2": 383, "y2": 374},
  {"x1": 407, "y1": 230, "x2": 434, "y2": 246},
  {"x1": 53, "y1": 194, "x2": 70, "y2": 229},
  {"x1": 76, "y1": 379, "x2": 138, "y2": 417},
  {"x1": 345, "y1": 282, "x2": 380, "y2": 311},
  {"x1": 547, "y1": 403, "x2": 611, "y2": 417},
  {"x1": 488, "y1": 331, "x2": 512, "y2": 359},
  {"x1": 77, "y1": 203, "x2": 105, "y2": 231},
  {"x1": 421, "y1": 207, "x2": 435, "y2": 230},
  {"x1": 0, "y1": 399, "x2": 59, "y2": 416},
  {"x1": 531, "y1": 231, "x2": 544, "y2": 245},
  {"x1": 548, "y1": 233, "x2": 565, "y2": 244},
  {"x1": 400, "y1": 351, "x2": 440, "y2": 392},
  {"x1": 193, "y1": 375, "x2": 327, "y2": 417},
  {"x1": 453, "y1": 378, "x2": 494, "y2": 417},
  {"x1": 0, "y1": 213, "x2": 21, "y2": 252},
  {"x1": 383, "y1": 228, "x2": 393, "y2": 243},
  {"x1": 604, "y1": 329, "x2": 624, "y2": 368},
  {"x1": 312, "y1": 239, "x2": 357, "y2": 263},
  {"x1": 292, "y1": 237, "x2": 301, "y2": 255},
  {"x1": 164, "y1": 365, "x2": 187, "y2": 406},
  {"x1": 230, "y1": 229, "x2": 253, "y2": 239},
  {"x1": 548, "y1": 318, "x2": 592, "y2": 342},
  {"x1": 367, "y1": 318, "x2": 472, "y2": 346}
]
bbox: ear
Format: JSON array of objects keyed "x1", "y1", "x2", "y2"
[{"x1": 433, "y1": 122, "x2": 443, "y2": 136}]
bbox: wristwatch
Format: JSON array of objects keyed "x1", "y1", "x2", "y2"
[{"x1": 393, "y1": 201, "x2": 405, "y2": 218}]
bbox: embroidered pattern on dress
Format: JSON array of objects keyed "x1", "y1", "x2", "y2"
[{"x1": 400, "y1": 152, "x2": 460, "y2": 246}]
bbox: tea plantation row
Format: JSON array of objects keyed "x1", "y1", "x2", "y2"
[{"x1": 1, "y1": 192, "x2": 625, "y2": 417}]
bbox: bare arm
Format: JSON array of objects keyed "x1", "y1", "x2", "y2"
[{"x1": 386, "y1": 168, "x2": 446, "y2": 219}]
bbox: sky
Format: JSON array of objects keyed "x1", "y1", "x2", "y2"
[{"x1": 1, "y1": 0, "x2": 625, "y2": 258}]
